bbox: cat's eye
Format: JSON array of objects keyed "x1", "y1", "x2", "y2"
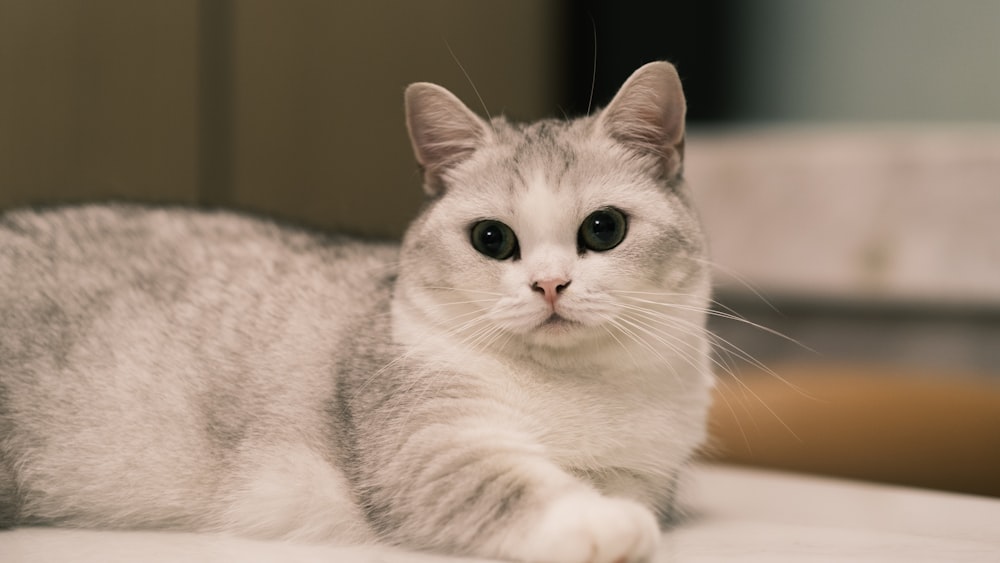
[
  {"x1": 470, "y1": 220, "x2": 518, "y2": 260},
  {"x1": 578, "y1": 208, "x2": 627, "y2": 252}
]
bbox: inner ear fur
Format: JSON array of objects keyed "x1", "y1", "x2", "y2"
[
  {"x1": 597, "y1": 61, "x2": 687, "y2": 179},
  {"x1": 404, "y1": 83, "x2": 490, "y2": 196}
]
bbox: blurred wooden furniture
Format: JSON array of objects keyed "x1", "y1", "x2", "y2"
[{"x1": 707, "y1": 363, "x2": 1000, "y2": 497}]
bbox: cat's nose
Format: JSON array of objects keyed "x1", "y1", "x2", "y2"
[{"x1": 531, "y1": 278, "x2": 571, "y2": 307}]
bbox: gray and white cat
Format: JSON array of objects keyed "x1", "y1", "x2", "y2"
[{"x1": 0, "y1": 62, "x2": 712, "y2": 563}]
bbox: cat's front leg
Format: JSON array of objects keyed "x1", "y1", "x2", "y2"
[{"x1": 358, "y1": 423, "x2": 661, "y2": 563}]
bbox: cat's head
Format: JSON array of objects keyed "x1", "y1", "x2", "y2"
[{"x1": 397, "y1": 62, "x2": 709, "y2": 357}]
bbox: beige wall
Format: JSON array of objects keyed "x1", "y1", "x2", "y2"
[
  {"x1": 0, "y1": 1, "x2": 560, "y2": 237},
  {"x1": 0, "y1": 0, "x2": 201, "y2": 205}
]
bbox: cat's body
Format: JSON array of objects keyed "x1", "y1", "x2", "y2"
[{"x1": 0, "y1": 62, "x2": 713, "y2": 562}]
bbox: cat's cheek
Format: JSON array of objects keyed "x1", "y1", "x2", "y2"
[{"x1": 491, "y1": 491, "x2": 661, "y2": 563}]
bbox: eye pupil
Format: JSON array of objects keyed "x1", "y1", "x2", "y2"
[
  {"x1": 471, "y1": 220, "x2": 518, "y2": 260},
  {"x1": 579, "y1": 208, "x2": 627, "y2": 252},
  {"x1": 483, "y1": 227, "x2": 500, "y2": 244},
  {"x1": 591, "y1": 215, "x2": 616, "y2": 240}
]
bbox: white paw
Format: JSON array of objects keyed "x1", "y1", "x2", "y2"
[{"x1": 507, "y1": 491, "x2": 660, "y2": 563}]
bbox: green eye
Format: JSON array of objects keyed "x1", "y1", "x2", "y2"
[
  {"x1": 470, "y1": 220, "x2": 518, "y2": 260},
  {"x1": 578, "y1": 208, "x2": 627, "y2": 252}
]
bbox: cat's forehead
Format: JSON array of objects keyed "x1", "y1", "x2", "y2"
[
  {"x1": 476, "y1": 117, "x2": 589, "y2": 184},
  {"x1": 439, "y1": 114, "x2": 662, "y2": 229},
  {"x1": 480, "y1": 117, "x2": 648, "y2": 199},
  {"x1": 493, "y1": 117, "x2": 593, "y2": 161}
]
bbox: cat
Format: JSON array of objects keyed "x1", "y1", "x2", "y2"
[{"x1": 0, "y1": 61, "x2": 713, "y2": 563}]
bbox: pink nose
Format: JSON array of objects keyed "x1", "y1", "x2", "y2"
[{"x1": 531, "y1": 278, "x2": 571, "y2": 307}]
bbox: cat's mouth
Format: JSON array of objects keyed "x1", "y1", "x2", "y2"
[{"x1": 538, "y1": 313, "x2": 579, "y2": 329}]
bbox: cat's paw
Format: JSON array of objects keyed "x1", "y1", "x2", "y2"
[{"x1": 504, "y1": 491, "x2": 660, "y2": 563}]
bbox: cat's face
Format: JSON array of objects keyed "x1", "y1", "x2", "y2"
[{"x1": 399, "y1": 62, "x2": 709, "y2": 354}]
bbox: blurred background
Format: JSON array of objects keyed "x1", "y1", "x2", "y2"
[{"x1": 2, "y1": 1, "x2": 998, "y2": 496}]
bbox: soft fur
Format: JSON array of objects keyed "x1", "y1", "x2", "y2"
[{"x1": 0, "y1": 62, "x2": 713, "y2": 563}]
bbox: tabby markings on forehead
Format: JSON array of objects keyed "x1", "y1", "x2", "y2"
[{"x1": 507, "y1": 149, "x2": 578, "y2": 198}]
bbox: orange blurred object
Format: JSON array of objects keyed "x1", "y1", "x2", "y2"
[{"x1": 706, "y1": 363, "x2": 1000, "y2": 498}]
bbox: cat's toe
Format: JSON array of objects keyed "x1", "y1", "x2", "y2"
[{"x1": 500, "y1": 491, "x2": 660, "y2": 563}]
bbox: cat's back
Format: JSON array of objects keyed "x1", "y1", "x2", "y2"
[
  {"x1": 1, "y1": 204, "x2": 397, "y2": 361},
  {"x1": 0, "y1": 204, "x2": 398, "y2": 528},
  {"x1": 1, "y1": 203, "x2": 400, "y2": 384},
  {"x1": 1, "y1": 204, "x2": 396, "y2": 299}
]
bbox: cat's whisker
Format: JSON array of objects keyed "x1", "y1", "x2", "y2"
[
  {"x1": 606, "y1": 315, "x2": 687, "y2": 387},
  {"x1": 600, "y1": 310, "x2": 683, "y2": 366},
  {"x1": 444, "y1": 40, "x2": 494, "y2": 130},
  {"x1": 704, "y1": 376, "x2": 757, "y2": 455},
  {"x1": 586, "y1": 11, "x2": 598, "y2": 116},
  {"x1": 615, "y1": 300, "x2": 784, "y2": 384},
  {"x1": 596, "y1": 317, "x2": 645, "y2": 372},
  {"x1": 614, "y1": 312, "x2": 706, "y2": 373},
  {"x1": 608, "y1": 312, "x2": 780, "y2": 435},
  {"x1": 620, "y1": 312, "x2": 765, "y2": 425},
  {"x1": 712, "y1": 366, "x2": 803, "y2": 444},
  {"x1": 607, "y1": 302, "x2": 746, "y2": 387},
  {"x1": 495, "y1": 329, "x2": 516, "y2": 356},
  {"x1": 613, "y1": 293, "x2": 813, "y2": 354},
  {"x1": 606, "y1": 298, "x2": 804, "y2": 440},
  {"x1": 689, "y1": 256, "x2": 783, "y2": 315},
  {"x1": 607, "y1": 289, "x2": 693, "y2": 297},
  {"x1": 624, "y1": 296, "x2": 815, "y2": 352},
  {"x1": 609, "y1": 289, "x2": 749, "y2": 319},
  {"x1": 602, "y1": 299, "x2": 779, "y2": 415},
  {"x1": 460, "y1": 321, "x2": 506, "y2": 354}
]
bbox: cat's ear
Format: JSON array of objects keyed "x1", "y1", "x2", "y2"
[
  {"x1": 596, "y1": 61, "x2": 686, "y2": 179},
  {"x1": 405, "y1": 83, "x2": 490, "y2": 196}
]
